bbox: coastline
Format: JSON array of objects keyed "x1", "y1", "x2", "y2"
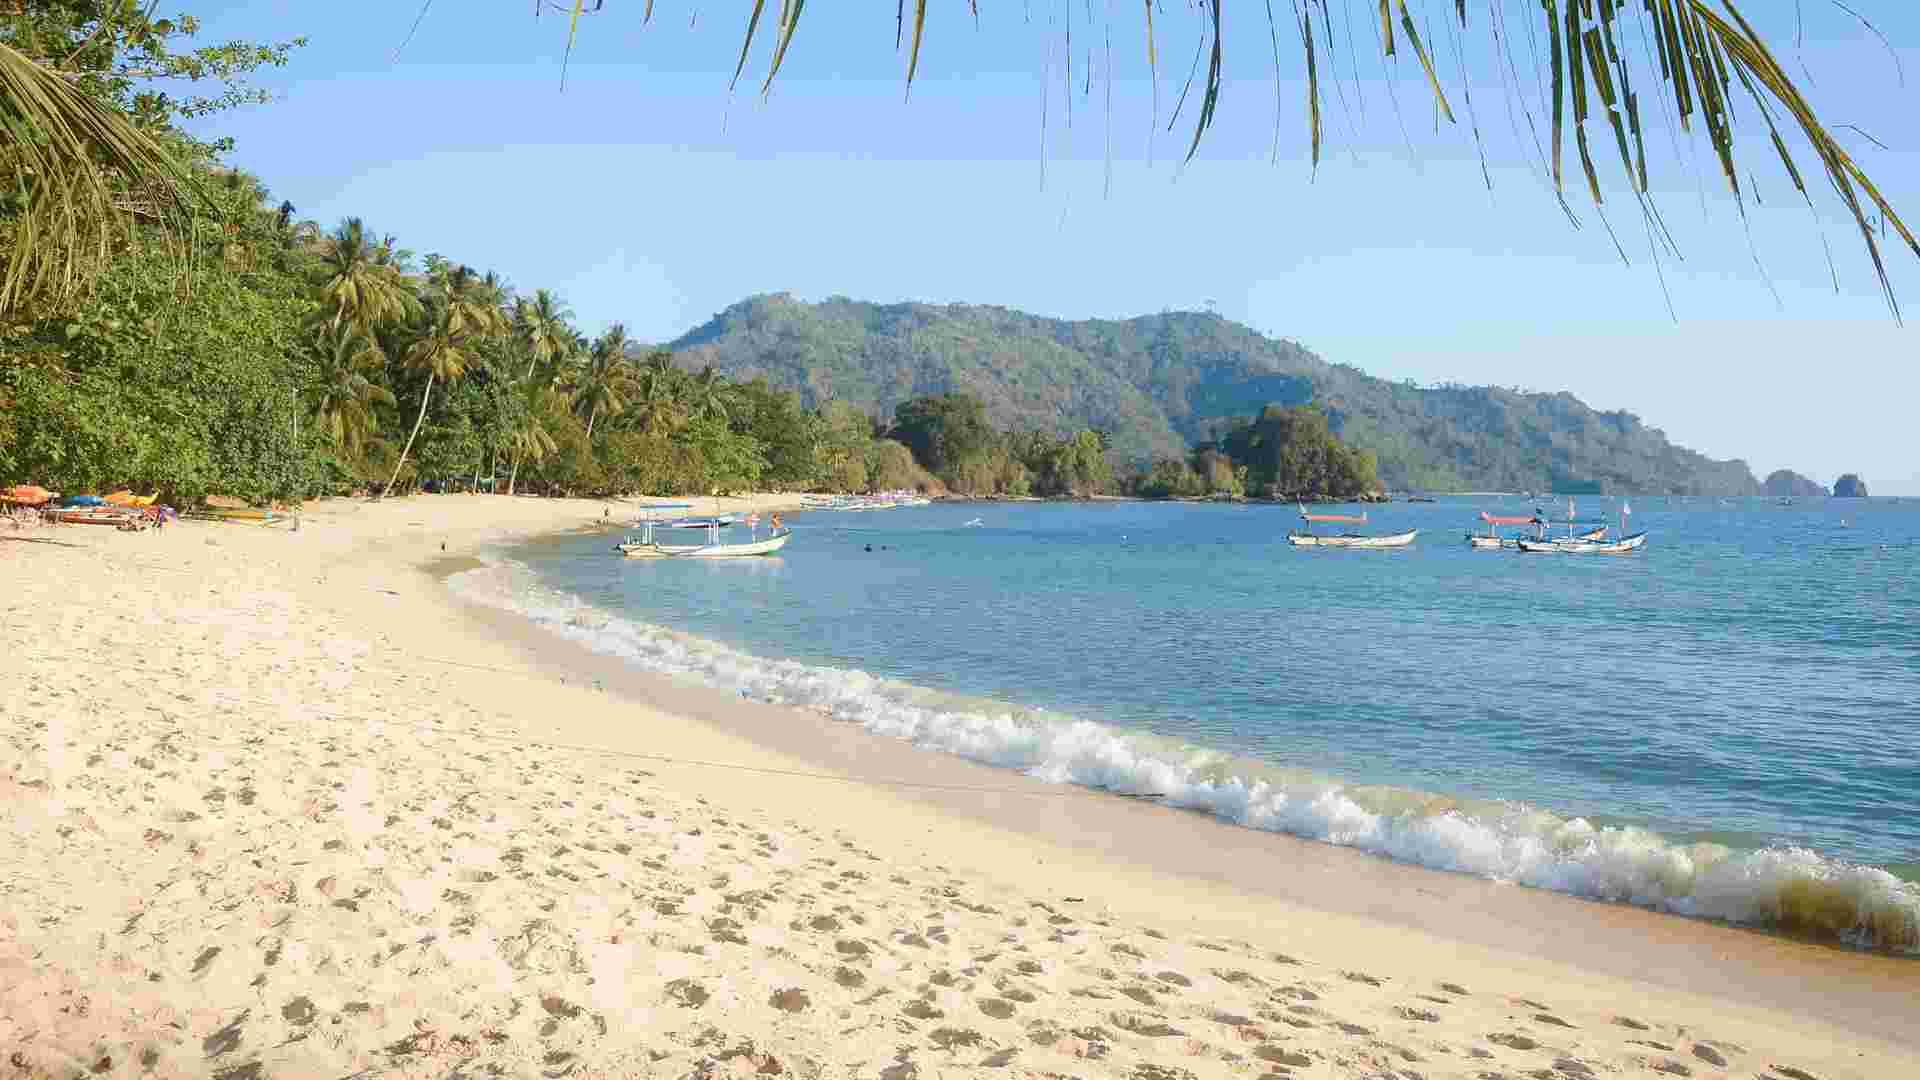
[{"x1": 4, "y1": 494, "x2": 1913, "y2": 1078}]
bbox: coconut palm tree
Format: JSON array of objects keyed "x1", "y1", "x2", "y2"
[
  {"x1": 687, "y1": 365, "x2": 735, "y2": 424},
  {"x1": 504, "y1": 382, "x2": 561, "y2": 496},
  {"x1": 315, "y1": 218, "x2": 418, "y2": 335},
  {"x1": 628, "y1": 351, "x2": 684, "y2": 434},
  {"x1": 381, "y1": 271, "x2": 489, "y2": 498},
  {"x1": 572, "y1": 324, "x2": 634, "y2": 438},
  {"x1": 514, "y1": 288, "x2": 575, "y2": 383},
  {"x1": 308, "y1": 328, "x2": 396, "y2": 457},
  {"x1": 431, "y1": 262, "x2": 511, "y2": 340}
]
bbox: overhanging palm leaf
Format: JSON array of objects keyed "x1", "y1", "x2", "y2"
[
  {"x1": 0, "y1": 41, "x2": 202, "y2": 316},
  {"x1": 555, "y1": 0, "x2": 1915, "y2": 317}
]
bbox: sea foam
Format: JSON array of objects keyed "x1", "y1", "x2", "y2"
[{"x1": 448, "y1": 558, "x2": 1920, "y2": 951}]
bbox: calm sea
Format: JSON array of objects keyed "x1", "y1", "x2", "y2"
[{"x1": 451, "y1": 496, "x2": 1920, "y2": 947}]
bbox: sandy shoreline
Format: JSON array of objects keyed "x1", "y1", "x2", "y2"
[{"x1": 3, "y1": 493, "x2": 1914, "y2": 1078}]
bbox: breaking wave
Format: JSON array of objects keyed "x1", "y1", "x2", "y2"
[{"x1": 449, "y1": 557, "x2": 1920, "y2": 952}]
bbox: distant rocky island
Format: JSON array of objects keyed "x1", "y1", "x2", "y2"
[
  {"x1": 1833, "y1": 474, "x2": 1870, "y2": 498},
  {"x1": 670, "y1": 295, "x2": 1765, "y2": 496},
  {"x1": 1761, "y1": 470, "x2": 1828, "y2": 497}
]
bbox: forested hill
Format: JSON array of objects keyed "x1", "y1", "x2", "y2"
[{"x1": 669, "y1": 295, "x2": 1761, "y2": 495}]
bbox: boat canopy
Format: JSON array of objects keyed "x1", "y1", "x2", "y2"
[
  {"x1": 1300, "y1": 511, "x2": 1368, "y2": 523},
  {"x1": 1480, "y1": 512, "x2": 1539, "y2": 525}
]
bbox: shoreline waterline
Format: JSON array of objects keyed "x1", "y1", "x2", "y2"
[
  {"x1": 449, "y1": 546, "x2": 1920, "y2": 951},
  {"x1": 434, "y1": 542, "x2": 1920, "y2": 1051}
]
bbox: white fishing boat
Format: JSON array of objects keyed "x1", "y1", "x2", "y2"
[
  {"x1": 615, "y1": 518, "x2": 792, "y2": 558},
  {"x1": 1517, "y1": 531, "x2": 1647, "y2": 554},
  {"x1": 1287, "y1": 507, "x2": 1418, "y2": 548},
  {"x1": 1517, "y1": 499, "x2": 1646, "y2": 553},
  {"x1": 1467, "y1": 510, "x2": 1545, "y2": 549}
]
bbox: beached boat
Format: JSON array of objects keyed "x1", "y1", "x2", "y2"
[
  {"x1": 1287, "y1": 508, "x2": 1417, "y2": 548},
  {"x1": 614, "y1": 517, "x2": 792, "y2": 558}
]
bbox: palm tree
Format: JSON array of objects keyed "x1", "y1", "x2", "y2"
[
  {"x1": 572, "y1": 324, "x2": 634, "y2": 438},
  {"x1": 514, "y1": 288, "x2": 575, "y2": 382},
  {"x1": 431, "y1": 262, "x2": 511, "y2": 340},
  {"x1": 687, "y1": 365, "x2": 735, "y2": 424},
  {"x1": 381, "y1": 270, "x2": 489, "y2": 498},
  {"x1": 308, "y1": 328, "x2": 396, "y2": 456},
  {"x1": 315, "y1": 218, "x2": 418, "y2": 335},
  {"x1": 628, "y1": 351, "x2": 683, "y2": 434},
  {"x1": 504, "y1": 382, "x2": 561, "y2": 496}
]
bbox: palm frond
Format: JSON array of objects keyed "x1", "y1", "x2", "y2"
[
  {"x1": 0, "y1": 41, "x2": 203, "y2": 316},
  {"x1": 661, "y1": 0, "x2": 1916, "y2": 317}
]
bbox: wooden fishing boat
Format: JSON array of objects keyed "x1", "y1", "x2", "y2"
[
  {"x1": 46, "y1": 508, "x2": 144, "y2": 528},
  {"x1": 1518, "y1": 499, "x2": 1644, "y2": 552},
  {"x1": 1467, "y1": 510, "x2": 1543, "y2": 549},
  {"x1": 614, "y1": 517, "x2": 792, "y2": 558},
  {"x1": 1517, "y1": 531, "x2": 1647, "y2": 554},
  {"x1": 1287, "y1": 507, "x2": 1417, "y2": 548},
  {"x1": 1289, "y1": 529, "x2": 1418, "y2": 548}
]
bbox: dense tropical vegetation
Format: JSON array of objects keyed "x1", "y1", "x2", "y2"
[{"x1": 0, "y1": 7, "x2": 947, "y2": 504}]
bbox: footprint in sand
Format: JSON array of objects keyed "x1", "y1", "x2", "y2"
[{"x1": 976, "y1": 998, "x2": 1017, "y2": 1020}]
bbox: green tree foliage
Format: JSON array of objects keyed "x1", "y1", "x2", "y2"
[
  {"x1": 811, "y1": 401, "x2": 874, "y2": 493},
  {"x1": 890, "y1": 392, "x2": 998, "y2": 478},
  {"x1": 673, "y1": 296, "x2": 1767, "y2": 495},
  {"x1": 307, "y1": 327, "x2": 394, "y2": 457},
  {"x1": 1214, "y1": 405, "x2": 1379, "y2": 500}
]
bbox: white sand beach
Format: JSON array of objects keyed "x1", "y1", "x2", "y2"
[{"x1": 3, "y1": 494, "x2": 1914, "y2": 1079}]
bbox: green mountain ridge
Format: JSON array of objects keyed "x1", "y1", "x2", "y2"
[{"x1": 670, "y1": 294, "x2": 1763, "y2": 495}]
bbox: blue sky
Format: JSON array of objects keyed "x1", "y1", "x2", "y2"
[{"x1": 180, "y1": 2, "x2": 1917, "y2": 492}]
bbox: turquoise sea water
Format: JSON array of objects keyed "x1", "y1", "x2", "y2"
[{"x1": 453, "y1": 496, "x2": 1920, "y2": 945}]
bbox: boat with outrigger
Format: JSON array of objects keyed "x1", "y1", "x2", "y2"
[
  {"x1": 1286, "y1": 506, "x2": 1417, "y2": 548},
  {"x1": 1467, "y1": 510, "x2": 1604, "y2": 549},
  {"x1": 613, "y1": 502, "x2": 792, "y2": 558},
  {"x1": 799, "y1": 490, "x2": 933, "y2": 512},
  {"x1": 1516, "y1": 498, "x2": 1647, "y2": 554}
]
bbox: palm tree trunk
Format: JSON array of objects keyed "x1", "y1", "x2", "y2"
[
  {"x1": 383, "y1": 371, "x2": 435, "y2": 499},
  {"x1": 586, "y1": 409, "x2": 596, "y2": 439},
  {"x1": 508, "y1": 454, "x2": 519, "y2": 496}
]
